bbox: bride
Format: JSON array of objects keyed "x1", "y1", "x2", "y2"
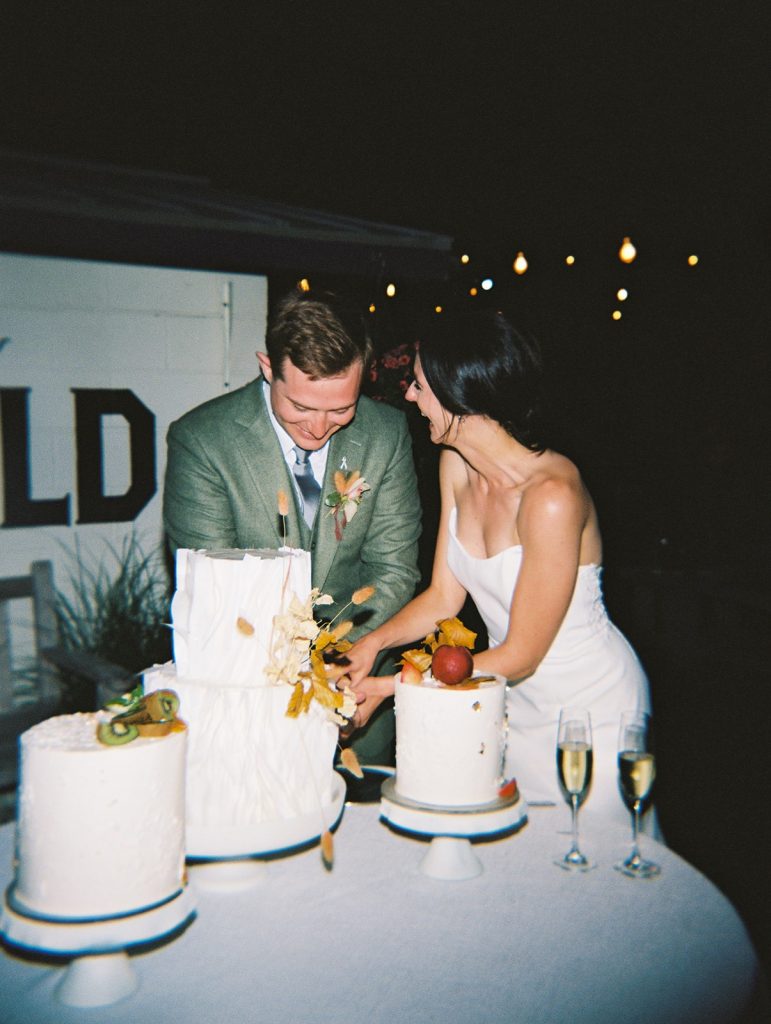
[{"x1": 345, "y1": 308, "x2": 653, "y2": 829}]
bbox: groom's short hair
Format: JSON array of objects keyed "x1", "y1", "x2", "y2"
[{"x1": 266, "y1": 289, "x2": 373, "y2": 381}]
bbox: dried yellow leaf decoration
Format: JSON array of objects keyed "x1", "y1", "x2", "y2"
[
  {"x1": 321, "y1": 829, "x2": 334, "y2": 870},
  {"x1": 340, "y1": 747, "x2": 364, "y2": 779},
  {"x1": 436, "y1": 617, "x2": 477, "y2": 650},
  {"x1": 333, "y1": 470, "x2": 348, "y2": 494},
  {"x1": 401, "y1": 648, "x2": 432, "y2": 673},
  {"x1": 285, "y1": 681, "x2": 305, "y2": 718},
  {"x1": 313, "y1": 629, "x2": 338, "y2": 653},
  {"x1": 311, "y1": 676, "x2": 344, "y2": 710},
  {"x1": 277, "y1": 490, "x2": 290, "y2": 516},
  {"x1": 334, "y1": 638, "x2": 353, "y2": 654},
  {"x1": 352, "y1": 585, "x2": 375, "y2": 606},
  {"x1": 236, "y1": 617, "x2": 255, "y2": 636}
]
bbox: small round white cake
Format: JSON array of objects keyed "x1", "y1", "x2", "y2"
[
  {"x1": 394, "y1": 674, "x2": 508, "y2": 807},
  {"x1": 14, "y1": 712, "x2": 187, "y2": 920}
]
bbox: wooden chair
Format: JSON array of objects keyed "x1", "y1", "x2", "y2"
[{"x1": 0, "y1": 560, "x2": 133, "y2": 791}]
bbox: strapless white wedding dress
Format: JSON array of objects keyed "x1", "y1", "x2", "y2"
[{"x1": 447, "y1": 509, "x2": 652, "y2": 830}]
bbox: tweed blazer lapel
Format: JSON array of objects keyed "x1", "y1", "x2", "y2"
[
  {"x1": 231, "y1": 383, "x2": 309, "y2": 550},
  {"x1": 310, "y1": 416, "x2": 369, "y2": 591}
]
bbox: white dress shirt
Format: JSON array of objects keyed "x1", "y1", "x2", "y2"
[{"x1": 262, "y1": 378, "x2": 330, "y2": 510}]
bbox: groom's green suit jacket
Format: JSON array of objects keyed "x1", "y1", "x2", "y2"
[{"x1": 162, "y1": 379, "x2": 422, "y2": 760}]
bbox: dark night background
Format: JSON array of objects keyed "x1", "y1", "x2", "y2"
[{"x1": 2, "y1": 0, "x2": 770, "y2": 974}]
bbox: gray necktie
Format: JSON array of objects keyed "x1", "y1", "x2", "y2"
[{"x1": 292, "y1": 446, "x2": 321, "y2": 526}]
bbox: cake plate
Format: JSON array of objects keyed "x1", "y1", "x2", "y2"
[
  {"x1": 380, "y1": 777, "x2": 528, "y2": 880},
  {"x1": 186, "y1": 772, "x2": 346, "y2": 892},
  {"x1": 0, "y1": 884, "x2": 196, "y2": 1008}
]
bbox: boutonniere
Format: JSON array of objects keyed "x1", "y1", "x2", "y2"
[{"x1": 325, "y1": 470, "x2": 370, "y2": 541}]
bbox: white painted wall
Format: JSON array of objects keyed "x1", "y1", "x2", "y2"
[{"x1": 0, "y1": 252, "x2": 267, "y2": 605}]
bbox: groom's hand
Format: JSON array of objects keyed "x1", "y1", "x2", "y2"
[{"x1": 346, "y1": 675, "x2": 394, "y2": 731}]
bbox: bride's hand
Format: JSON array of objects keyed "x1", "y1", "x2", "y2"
[
  {"x1": 344, "y1": 633, "x2": 383, "y2": 687},
  {"x1": 346, "y1": 674, "x2": 396, "y2": 731}
]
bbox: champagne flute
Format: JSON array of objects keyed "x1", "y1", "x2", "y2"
[
  {"x1": 555, "y1": 707, "x2": 594, "y2": 871},
  {"x1": 615, "y1": 710, "x2": 660, "y2": 878}
]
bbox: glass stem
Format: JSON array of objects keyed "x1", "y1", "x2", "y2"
[
  {"x1": 631, "y1": 800, "x2": 641, "y2": 858},
  {"x1": 571, "y1": 794, "x2": 580, "y2": 852}
]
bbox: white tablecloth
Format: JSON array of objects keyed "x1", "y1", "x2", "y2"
[{"x1": 0, "y1": 793, "x2": 765, "y2": 1024}]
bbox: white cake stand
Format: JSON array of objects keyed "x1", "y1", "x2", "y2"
[
  {"x1": 380, "y1": 777, "x2": 528, "y2": 880},
  {"x1": 186, "y1": 773, "x2": 346, "y2": 892},
  {"x1": 0, "y1": 884, "x2": 196, "y2": 1008}
]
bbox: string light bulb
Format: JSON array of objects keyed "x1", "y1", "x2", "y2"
[
  {"x1": 687, "y1": 254, "x2": 699, "y2": 266},
  {"x1": 434, "y1": 305, "x2": 443, "y2": 313},
  {"x1": 565, "y1": 255, "x2": 575, "y2": 266},
  {"x1": 460, "y1": 253, "x2": 470, "y2": 265},
  {"x1": 385, "y1": 283, "x2": 396, "y2": 298},
  {"x1": 368, "y1": 303, "x2": 376, "y2": 313},
  {"x1": 618, "y1": 237, "x2": 637, "y2": 264},
  {"x1": 298, "y1": 278, "x2": 311, "y2": 292},
  {"x1": 469, "y1": 287, "x2": 478, "y2": 296},
  {"x1": 481, "y1": 278, "x2": 494, "y2": 291},
  {"x1": 616, "y1": 288, "x2": 628, "y2": 301},
  {"x1": 612, "y1": 310, "x2": 622, "y2": 320},
  {"x1": 513, "y1": 252, "x2": 528, "y2": 275}
]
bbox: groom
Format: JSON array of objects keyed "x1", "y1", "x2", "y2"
[{"x1": 163, "y1": 288, "x2": 421, "y2": 764}]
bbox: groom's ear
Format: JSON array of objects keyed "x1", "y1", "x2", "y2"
[{"x1": 256, "y1": 351, "x2": 273, "y2": 382}]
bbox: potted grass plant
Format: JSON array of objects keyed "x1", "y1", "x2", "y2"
[{"x1": 54, "y1": 534, "x2": 173, "y2": 710}]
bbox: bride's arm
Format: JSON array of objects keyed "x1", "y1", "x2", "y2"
[
  {"x1": 345, "y1": 450, "x2": 468, "y2": 687},
  {"x1": 471, "y1": 474, "x2": 588, "y2": 682}
]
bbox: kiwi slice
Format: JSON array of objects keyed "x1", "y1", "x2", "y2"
[
  {"x1": 147, "y1": 690, "x2": 180, "y2": 720},
  {"x1": 96, "y1": 719, "x2": 139, "y2": 746}
]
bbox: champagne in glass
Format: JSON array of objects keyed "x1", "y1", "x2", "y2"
[
  {"x1": 555, "y1": 708, "x2": 595, "y2": 871},
  {"x1": 615, "y1": 711, "x2": 660, "y2": 878}
]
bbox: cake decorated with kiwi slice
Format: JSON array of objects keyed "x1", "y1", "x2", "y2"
[
  {"x1": 14, "y1": 709, "x2": 187, "y2": 920},
  {"x1": 143, "y1": 547, "x2": 340, "y2": 856}
]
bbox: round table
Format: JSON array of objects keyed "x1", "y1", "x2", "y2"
[{"x1": 0, "y1": 794, "x2": 765, "y2": 1023}]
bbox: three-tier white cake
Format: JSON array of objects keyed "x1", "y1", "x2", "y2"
[{"x1": 144, "y1": 548, "x2": 340, "y2": 854}]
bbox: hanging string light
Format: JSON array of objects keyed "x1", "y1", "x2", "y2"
[
  {"x1": 368, "y1": 303, "x2": 376, "y2": 314},
  {"x1": 565, "y1": 255, "x2": 575, "y2": 266},
  {"x1": 386, "y1": 283, "x2": 396, "y2": 298},
  {"x1": 434, "y1": 305, "x2": 443, "y2": 314},
  {"x1": 460, "y1": 253, "x2": 470, "y2": 265},
  {"x1": 513, "y1": 252, "x2": 528, "y2": 275},
  {"x1": 616, "y1": 288, "x2": 628, "y2": 301},
  {"x1": 687, "y1": 254, "x2": 699, "y2": 266},
  {"x1": 481, "y1": 278, "x2": 494, "y2": 291},
  {"x1": 298, "y1": 278, "x2": 311, "y2": 292},
  {"x1": 469, "y1": 286, "x2": 478, "y2": 296},
  {"x1": 612, "y1": 310, "x2": 623, "y2": 320},
  {"x1": 618, "y1": 237, "x2": 637, "y2": 263}
]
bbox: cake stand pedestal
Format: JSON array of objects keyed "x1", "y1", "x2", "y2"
[
  {"x1": 0, "y1": 885, "x2": 196, "y2": 1007},
  {"x1": 186, "y1": 773, "x2": 346, "y2": 892},
  {"x1": 380, "y1": 777, "x2": 528, "y2": 880}
]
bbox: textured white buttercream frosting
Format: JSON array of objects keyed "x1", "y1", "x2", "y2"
[
  {"x1": 171, "y1": 548, "x2": 312, "y2": 685},
  {"x1": 395, "y1": 675, "x2": 508, "y2": 807},
  {"x1": 153, "y1": 547, "x2": 337, "y2": 841},
  {"x1": 15, "y1": 712, "x2": 186, "y2": 919},
  {"x1": 144, "y1": 665, "x2": 337, "y2": 827}
]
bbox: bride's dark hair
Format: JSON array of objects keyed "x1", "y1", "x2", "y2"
[{"x1": 417, "y1": 308, "x2": 548, "y2": 453}]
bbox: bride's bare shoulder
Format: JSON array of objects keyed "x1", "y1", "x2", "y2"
[
  {"x1": 439, "y1": 447, "x2": 469, "y2": 484},
  {"x1": 522, "y1": 452, "x2": 589, "y2": 519}
]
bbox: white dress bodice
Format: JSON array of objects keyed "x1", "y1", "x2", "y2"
[{"x1": 447, "y1": 508, "x2": 652, "y2": 829}]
